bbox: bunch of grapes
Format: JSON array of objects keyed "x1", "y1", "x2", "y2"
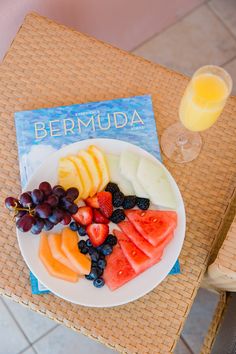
[{"x1": 5, "y1": 182, "x2": 79, "y2": 235}]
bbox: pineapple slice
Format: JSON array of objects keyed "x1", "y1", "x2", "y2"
[
  {"x1": 58, "y1": 157, "x2": 84, "y2": 197},
  {"x1": 68, "y1": 156, "x2": 92, "y2": 199},
  {"x1": 78, "y1": 149, "x2": 101, "y2": 196},
  {"x1": 87, "y1": 145, "x2": 110, "y2": 192}
]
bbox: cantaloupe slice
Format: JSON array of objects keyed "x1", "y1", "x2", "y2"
[
  {"x1": 68, "y1": 156, "x2": 92, "y2": 199},
  {"x1": 39, "y1": 233, "x2": 78, "y2": 283},
  {"x1": 58, "y1": 157, "x2": 84, "y2": 198},
  {"x1": 87, "y1": 145, "x2": 110, "y2": 192},
  {"x1": 61, "y1": 228, "x2": 91, "y2": 275},
  {"x1": 78, "y1": 150, "x2": 101, "y2": 196},
  {"x1": 48, "y1": 233, "x2": 79, "y2": 273}
]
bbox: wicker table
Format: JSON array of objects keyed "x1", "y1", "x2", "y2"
[{"x1": 0, "y1": 13, "x2": 236, "y2": 354}]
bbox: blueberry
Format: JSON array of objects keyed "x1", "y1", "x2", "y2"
[
  {"x1": 70, "y1": 222, "x2": 78, "y2": 231},
  {"x1": 90, "y1": 250, "x2": 100, "y2": 262},
  {"x1": 78, "y1": 225, "x2": 86, "y2": 236},
  {"x1": 97, "y1": 267, "x2": 104, "y2": 277},
  {"x1": 85, "y1": 267, "x2": 98, "y2": 280},
  {"x1": 98, "y1": 253, "x2": 105, "y2": 260},
  {"x1": 101, "y1": 244, "x2": 113, "y2": 256},
  {"x1": 98, "y1": 259, "x2": 107, "y2": 269},
  {"x1": 92, "y1": 261, "x2": 98, "y2": 267},
  {"x1": 80, "y1": 246, "x2": 89, "y2": 254},
  {"x1": 88, "y1": 247, "x2": 96, "y2": 255},
  {"x1": 93, "y1": 277, "x2": 105, "y2": 288},
  {"x1": 78, "y1": 240, "x2": 86, "y2": 251},
  {"x1": 105, "y1": 234, "x2": 117, "y2": 246},
  {"x1": 86, "y1": 239, "x2": 92, "y2": 248}
]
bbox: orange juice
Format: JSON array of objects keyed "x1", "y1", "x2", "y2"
[{"x1": 179, "y1": 73, "x2": 229, "y2": 131}]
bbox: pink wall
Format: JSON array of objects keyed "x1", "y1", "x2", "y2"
[{"x1": 0, "y1": 0, "x2": 204, "y2": 61}]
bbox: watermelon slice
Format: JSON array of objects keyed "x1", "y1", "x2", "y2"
[
  {"x1": 119, "y1": 220, "x2": 174, "y2": 258},
  {"x1": 114, "y1": 230, "x2": 162, "y2": 274},
  {"x1": 103, "y1": 244, "x2": 136, "y2": 291},
  {"x1": 125, "y1": 210, "x2": 177, "y2": 247}
]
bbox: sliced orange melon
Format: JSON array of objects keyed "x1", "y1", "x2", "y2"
[
  {"x1": 61, "y1": 228, "x2": 91, "y2": 275},
  {"x1": 87, "y1": 145, "x2": 110, "y2": 192},
  {"x1": 48, "y1": 233, "x2": 79, "y2": 273},
  {"x1": 39, "y1": 233, "x2": 78, "y2": 283}
]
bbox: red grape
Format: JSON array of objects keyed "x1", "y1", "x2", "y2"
[
  {"x1": 46, "y1": 194, "x2": 59, "y2": 207},
  {"x1": 16, "y1": 214, "x2": 35, "y2": 232},
  {"x1": 48, "y1": 208, "x2": 64, "y2": 224},
  {"x1": 43, "y1": 219, "x2": 54, "y2": 231},
  {"x1": 60, "y1": 212, "x2": 72, "y2": 225},
  {"x1": 16, "y1": 210, "x2": 27, "y2": 218},
  {"x1": 52, "y1": 186, "x2": 65, "y2": 198},
  {"x1": 68, "y1": 203, "x2": 78, "y2": 214},
  {"x1": 39, "y1": 181, "x2": 52, "y2": 197},
  {"x1": 31, "y1": 189, "x2": 44, "y2": 204},
  {"x1": 31, "y1": 218, "x2": 44, "y2": 234},
  {"x1": 20, "y1": 192, "x2": 33, "y2": 208},
  {"x1": 5, "y1": 197, "x2": 19, "y2": 210},
  {"x1": 66, "y1": 187, "x2": 79, "y2": 201},
  {"x1": 35, "y1": 203, "x2": 52, "y2": 219}
]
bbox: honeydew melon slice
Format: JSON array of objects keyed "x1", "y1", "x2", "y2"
[
  {"x1": 106, "y1": 153, "x2": 134, "y2": 195},
  {"x1": 119, "y1": 150, "x2": 148, "y2": 198},
  {"x1": 137, "y1": 157, "x2": 176, "y2": 209}
]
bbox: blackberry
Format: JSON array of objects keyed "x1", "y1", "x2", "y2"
[
  {"x1": 112, "y1": 191, "x2": 124, "y2": 207},
  {"x1": 105, "y1": 182, "x2": 120, "y2": 194},
  {"x1": 136, "y1": 197, "x2": 150, "y2": 210},
  {"x1": 105, "y1": 234, "x2": 117, "y2": 246},
  {"x1": 78, "y1": 225, "x2": 86, "y2": 236},
  {"x1": 122, "y1": 196, "x2": 136, "y2": 209},
  {"x1": 110, "y1": 209, "x2": 125, "y2": 224}
]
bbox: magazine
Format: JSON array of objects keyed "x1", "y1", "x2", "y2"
[{"x1": 15, "y1": 95, "x2": 180, "y2": 294}]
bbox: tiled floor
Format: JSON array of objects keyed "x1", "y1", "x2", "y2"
[{"x1": 1, "y1": 1, "x2": 236, "y2": 353}]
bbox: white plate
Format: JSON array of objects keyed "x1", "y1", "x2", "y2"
[{"x1": 17, "y1": 138, "x2": 185, "y2": 307}]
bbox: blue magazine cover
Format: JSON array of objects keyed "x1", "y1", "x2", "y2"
[{"x1": 15, "y1": 95, "x2": 180, "y2": 294}]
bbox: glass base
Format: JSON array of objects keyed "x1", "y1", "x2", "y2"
[{"x1": 160, "y1": 122, "x2": 202, "y2": 163}]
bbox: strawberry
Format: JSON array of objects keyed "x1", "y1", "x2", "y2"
[
  {"x1": 93, "y1": 209, "x2": 109, "y2": 224},
  {"x1": 97, "y1": 191, "x2": 113, "y2": 218},
  {"x1": 72, "y1": 206, "x2": 93, "y2": 226},
  {"x1": 86, "y1": 223, "x2": 109, "y2": 247},
  {"x1": 85, "y1": 196, "x2": 99, "y2": 208}
]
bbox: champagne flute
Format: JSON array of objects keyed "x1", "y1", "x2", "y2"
[{"x1": 161, "y1": 65, "x2": 232, "y2": 163}]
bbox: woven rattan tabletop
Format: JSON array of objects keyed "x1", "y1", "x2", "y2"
[{"x1": 0, "y1": 13, "x2": 236, "y2": 354}]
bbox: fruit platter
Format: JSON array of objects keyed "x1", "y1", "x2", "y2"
[{"x1": 5, "y1": 138, "x2": 185, "y2": 307}]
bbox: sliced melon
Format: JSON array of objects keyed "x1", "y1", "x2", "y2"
[
  {"x1": 61, "y1": 228, "x2": 91, "y2": 275},
  {"x1": 87, "y1": 145, "x2": 109, "y2": 192},
  {"x1": 58, "y1": 157, "x2": 84, "y2": 197},
  {"x1": 119, "y1": 150, "x2": 148, "y2": 198},
  {"x1": 48, "y1": 233, "x2": 79, "y2": 273},
  {"x1": 68, "y1": 155, "x2": 92, "y2": 199},
  {"x1": 106, "y1": 153, "x2": 134, "y2": 195},
  {"x1": 137, "y1": 157, "x2": 176, "y2": 209},
  {"x1": 78, "y1": 149, "x2": 100, "y2": 196},
  {"x1": 39, "y1": 233, "x2": 78, "y2": 282}
]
